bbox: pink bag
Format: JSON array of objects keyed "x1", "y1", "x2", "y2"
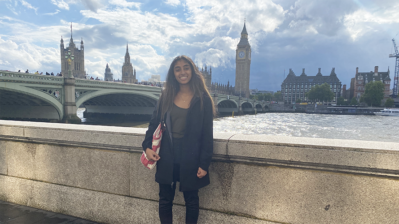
[{"x1": 140, "y1": 122, "x2": 164, "y2": 169}]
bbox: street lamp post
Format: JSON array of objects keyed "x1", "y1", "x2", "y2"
[{"x1": 64, "y1": 49, "x2": 75, "y2": 78}]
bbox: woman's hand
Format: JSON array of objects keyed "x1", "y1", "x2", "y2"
[
  {"x1": 197, "y1": 167, "x2": 207, "y2": 178},
  {"x1": 145, "y1": 148, "x2": 160, "y2": 161}
]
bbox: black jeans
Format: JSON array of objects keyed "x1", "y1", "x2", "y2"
[
  {"x1": 159, "y1": 183, "x2": 199, "y2": 224},
  {"x1": 159, "y1": 138, "x2": 199, "y2": 224}
]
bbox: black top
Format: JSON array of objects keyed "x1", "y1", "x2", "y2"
[{"x1": 171, "y1": 104, "x2": 188, "y2": 138}]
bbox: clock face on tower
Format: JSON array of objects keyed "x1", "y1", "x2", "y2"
[{"x1": 238, "y1": 51, "x2": 245, "y2": 58}]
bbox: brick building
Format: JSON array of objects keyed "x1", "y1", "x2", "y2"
[{"x1": 353, "y1": 66, "x2": 391, "y2": 101}]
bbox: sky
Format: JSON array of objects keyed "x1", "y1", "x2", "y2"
[{"x1": 0, "y1": 0, "x2": 399, "y2": 91}]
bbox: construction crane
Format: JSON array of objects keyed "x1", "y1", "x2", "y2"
[{"x1": 389, "y1": 38, "x2": 399, "y2": 98}]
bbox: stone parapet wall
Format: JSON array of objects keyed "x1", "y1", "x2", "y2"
[{"x1": 0, "y1": 120, "x2": 399, "y2": 224}]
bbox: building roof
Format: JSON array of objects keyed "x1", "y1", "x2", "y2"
[
  {"x1": 356, "y1": 70, "x2": 390, "y2": 82},
  {"x1": 282, "y1": 68, "x2": 341, "y2": 85}
]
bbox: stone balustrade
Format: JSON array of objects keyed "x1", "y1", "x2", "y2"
[{"x1": 0, "y1": 120, "x2": 399, "y2": 223}]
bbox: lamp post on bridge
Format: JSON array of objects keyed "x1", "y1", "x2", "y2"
[{"x1": 64, "y1": 49, "x2": 75, "y2": 79}]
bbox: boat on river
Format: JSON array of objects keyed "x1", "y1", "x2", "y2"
[{"x1": 374, "y1": 108, "x2": 399, "y2": 116}]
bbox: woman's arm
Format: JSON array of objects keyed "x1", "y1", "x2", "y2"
[
  {"x1": 142, "y1": 100, "x2": 161, "y2": 152},
  {"x1": 199, "y1": 96, "x2": 214, "y2": 172}
]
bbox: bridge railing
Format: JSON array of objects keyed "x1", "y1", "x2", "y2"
[
  {"x1": 75, "y1": 78, "x2": 162, "y2": 91},
  {"x1": 0, "y1": 70, "x2": 64, "y2": 84}
]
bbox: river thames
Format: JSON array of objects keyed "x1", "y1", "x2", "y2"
[{"x1": 77, "y1": 109, "x2": 399, "y2": 143}]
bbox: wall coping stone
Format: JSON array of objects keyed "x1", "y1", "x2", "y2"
[{"x1": 1, "y1": 120, "x2": 399, "y2": 178}]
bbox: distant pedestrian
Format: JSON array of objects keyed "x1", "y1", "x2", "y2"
[
  {"x1": 18, "y1": 70, "x2": 20, "y2": 72},
  {"x1": 35, "y1": 71, "x2": 39, "y2": 74},
  {"x1": 51, "y1": 72, "x2": 54, "y2": 76},
  {"x1": 25, "y1": 69, "x2": 29, "y2": 73},
  {"x1": 46, "y1": 72, "x2": 50, "y2": 75}
]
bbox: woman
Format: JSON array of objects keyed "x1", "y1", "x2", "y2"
[{"x1": 142, "y1": 55, "x2": 215, "y2": 224}]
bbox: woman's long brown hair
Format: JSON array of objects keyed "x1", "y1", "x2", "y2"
[{"x1": 159, "y1": 55, "x2": 216, "y2": 119}]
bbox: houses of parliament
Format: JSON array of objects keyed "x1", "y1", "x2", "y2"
[{"x1": 60, "y1": 22, "x2": 251, "y2": 95}]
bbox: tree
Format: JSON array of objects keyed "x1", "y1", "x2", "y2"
[
  {"x1": 264, "y1": 93, "x2": 273, "y2": 101},
  {"x1": 306, "y1": 83, "x2": 334, "y2": 102},
  {"x1": 273, "y1": 91, "x2": 282, "y2": 101},
  {"x1": 385, "y1": 98, "x2": 395, "y2": 107},
  {"x1": 361, "y1": 81, "x2": 384, "y2": 106},
  {"x1": 350, "y1": 97, "x2": 358, "y2": 105},
  {"x1": 337, "y1": 97, "x2": 345, "y2": 105},
  {"x1": 296, "y1": 98, "x2": 301, "y2": 103},
  {"x1": 249, "y1": 94, "x2": 256, "y2": 100},
  {"x1": 257, "y1": 94, "x2": 265, "y2": 101}
]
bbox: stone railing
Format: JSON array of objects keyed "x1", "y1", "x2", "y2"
[
  {"x1": 1, "y1": 120, "x2": 399, "y2": 223},
  {"x1": 75, "y1": 78, "x2": 162, "y2": 91},
  {"x1": 0, "y1": 70, "x2": 64, "y2": 84}
]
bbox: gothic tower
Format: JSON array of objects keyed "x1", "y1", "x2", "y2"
[
  {"x1": 235, "y1": 22, "x2": 251, "y2": 98},
  {"x1": 60, "y1": 23, "x2": 86, "y2": 78},
  {"x1": 122, "y1": 44, "x2": 137, "y2": 83},
  {"x1": 104, "y1": 63, "x2": 113, "y2": 81},
  {"x1": 201, "y1": 65, "x2": 212, "y2": 90}
]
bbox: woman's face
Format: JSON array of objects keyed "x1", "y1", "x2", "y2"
[{"x1": 173, "y1": 59, "x2": 192, "y2": 85}]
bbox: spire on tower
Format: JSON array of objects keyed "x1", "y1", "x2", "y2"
[
  {"x1": 70, "y1": 22, "x2": 73, "y2": 38},
  {"x1": 126, "y1": 43, "x2": 129, "y2": 53},
  {"x1": 241, "y1": 20, "x2": 248, "y2": 35},
  {"x1": 237, "y1": 21, "x2": 250, "y2": 47}
]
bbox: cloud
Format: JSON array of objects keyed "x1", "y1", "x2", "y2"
[
  {"x1": 20, "y1": 0, "x2": 38, "y2": 14},
  {"x1": 165, "y1": 0, "x2": 180, "y2": 7},
  {"x1": 284, "y1": 0, "x2": 358, "y2": 37},
  {"x1": 109, "y1": 0, "x2": 140, "y2": 9},
  {"x1": 5, "y1": 2, "x2": 19, "y2": 15},
  {"x1": 0, "y1": 37, "x2": 59, "y2": 72},
  {"x1": 344, "y1": 4, "x2": 399, "y2": 40},
  {"x1": 51, "y1": 0, "x2": 69, "y2": 10},
  {"x1": 43, "y1": 9, "x2": 61, "y2": 16},
  {"x1": 81, "y1": 0, "x2": 104, "y2": 12}
]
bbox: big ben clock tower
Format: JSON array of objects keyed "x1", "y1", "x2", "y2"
[{"x1": 235, "y1": 22, "x2": 251, "y2": 98}]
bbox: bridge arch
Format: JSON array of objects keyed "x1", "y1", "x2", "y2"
[
  {"x1": 241, "y1": 102, "x2": 254, "y2": 114},
  {"x1": 217, "y1": 99, "x2": 238, "y2": 114},
  {"x1": 241, "y1": 101, "x2": 253, "y2": 108},
  {"x1": 76, "y1": 89, "x2": 159, "y2": 117},
  {"x1": 0, "y1": 83, "x2": 63, "y2": 120},
  {"x1": 217, "y1": 99, "x2": 238, "y2": 108},
  {"x1": 76, "y1": 89, "x2": 159, "y2": 108}
]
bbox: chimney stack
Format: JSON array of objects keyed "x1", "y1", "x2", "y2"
[{"x1": 374, "y1": 66, "x2": 378, "y2": 76}]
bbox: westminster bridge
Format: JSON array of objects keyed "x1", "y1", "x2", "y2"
[{"x1": 0, "y1": 71, "x2": 269, "y2": 122}]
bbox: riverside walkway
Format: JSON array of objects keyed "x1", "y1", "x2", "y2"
[{"x1": 0, "y1": 200, "x2": 99, "y2": 224}]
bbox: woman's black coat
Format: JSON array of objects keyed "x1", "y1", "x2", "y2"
[{"x1": 142, "y1": 94, "x2": 214, "y2": 191}]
